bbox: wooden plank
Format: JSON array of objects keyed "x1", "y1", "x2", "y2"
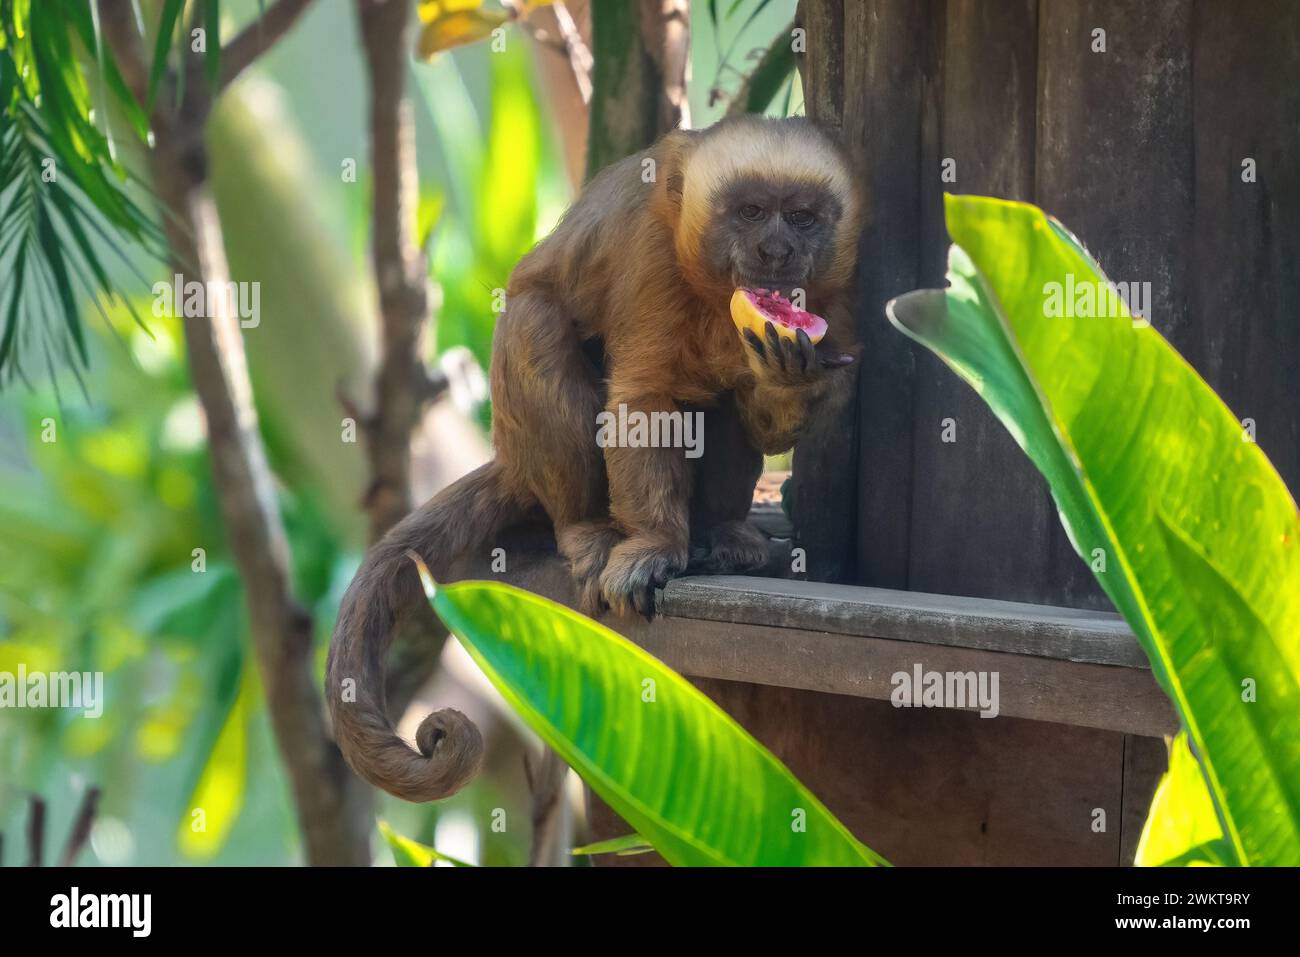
[
  {"x1": 788, "y1": 0, "x2": 854, "y2": 584},
  {"x1": 1035, "y1": 0, "x2": 1195, "y2": 609},
  {"x1": 446, "y1": 537, "x2": 1175, "y2": 736},
  {"x1": 1120, "y1": 734, "x2": 1169, "y2": 865},
  {"x1": 908, "y1": 0, "x2": 1060, "y2": 605},
  {"x1": 794, "y1": 0, "x2": 843, "y2": 130},
  {"x1": 589, "y1": 682, "x2": 1137, "y2": 866},
  {"x1": 794, "y1": 0, "x2": 945, "y2": 588},
  {"x1": 445, "y1": 535, "x2": 1174, "y2": 862},
  {"x1": 619, "y1": 612, "x2": 1176, "y2": 737},
  {"x1": 1187, "y1": 0, "x2": 1300, "y2": 496},
  {"x1": 659, "y1": 575, "x2": 1144, "y2": 666}
]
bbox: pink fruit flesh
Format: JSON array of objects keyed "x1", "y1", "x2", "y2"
[{"x1": 743, "y1": 289, "x2": 828, "y2": 339}]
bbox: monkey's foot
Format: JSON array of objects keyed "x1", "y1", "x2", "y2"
[
  {"x1": 690, "y1": 520, "x2": 770, "y2": 575},
  {"x1": 599, "y1": 536, "x2": 688, "y2": 620},
  {"x1": 556, "y1": 521, "x2": 624, "y2": 617}
]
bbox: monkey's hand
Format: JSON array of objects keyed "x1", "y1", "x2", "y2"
[
  {"x1": 735, "y1": 322, "x2": 858, "y2": 454},
  {"x1": 740, "y1": 321, "x2": 855, "y2": 390},
  {"x1": 599, "y1": 535, "x2": 688, "y2": 619}
]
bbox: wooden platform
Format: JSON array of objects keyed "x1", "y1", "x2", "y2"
[{"x1": 448, "y1": 536, "x2": 1174, "y2": 865}]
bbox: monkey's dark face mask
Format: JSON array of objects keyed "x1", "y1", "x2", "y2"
[{"x1": 705, "y1": 177, "x2": 844, "y2": 298}]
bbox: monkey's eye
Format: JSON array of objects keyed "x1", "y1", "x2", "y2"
[
  {"x1": 786, "y1": 209, "x2": 816, "y2": 229},
  {"x1": 739, "y1": 204, "x2": 765, "y2": 222}
]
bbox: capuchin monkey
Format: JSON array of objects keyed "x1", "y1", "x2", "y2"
[{"x1": 327, "y1": 115, "x2": 863, "y2": 802}]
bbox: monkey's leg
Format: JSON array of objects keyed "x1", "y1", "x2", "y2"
[
  {"x1": 599, "y1": 395, "x2": 692, "y2": 618},
  {"x1": 555, "y1": 520, "x2": 622, "y2": 616},
  {"x1": 491, "y1": 291, "x2": 617, "y2": 609},
  {"x1": 689, "y1": 394, "x2": 769, "y2": 575}
]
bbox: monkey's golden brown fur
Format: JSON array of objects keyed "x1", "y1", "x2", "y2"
[{"x1": 327, "y1": 115, "x2": 862, "y2": 802}]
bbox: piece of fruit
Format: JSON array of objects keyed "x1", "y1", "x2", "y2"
[{"x1": 729, "y1": 288, "x2": 828, "y2": 345}]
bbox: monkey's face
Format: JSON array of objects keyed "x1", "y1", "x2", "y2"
[{"x1": 704, "y1": 177, "x2": 844, "y2": 299}]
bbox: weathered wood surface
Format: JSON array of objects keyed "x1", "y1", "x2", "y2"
[
  {"x1": 660, "y1": 575, "x2": 1143, "y2": 666},
  {"x1": 619, "y1": 611, "x2": 1175, "y2": 738},
  {"x1": 447, "y1": 535, "x2": 1172, "y2": 865},
  {"x1": 908, "y1": 0, "x2": 1056, "y2": 606},
  {"x1": 588, "y1": 682, "x2": 1166, "y2": 866},
  {"x1": 1120, "y1": 734, "x2": 1171, "y2": 865},
  {"x1": 795, "y1": 0, "x2": 1300, "y2": 613},
  {"x1": 1185, "y1": 1, "x2": 1300, "y2": 500},
  {"x1": 447, "y1": 540, "x2": 1176, "y2": 737}
]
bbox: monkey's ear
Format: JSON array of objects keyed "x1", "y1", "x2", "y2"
[{"x1": 656, "y1": 129, "x2": 700, "y2": 217}]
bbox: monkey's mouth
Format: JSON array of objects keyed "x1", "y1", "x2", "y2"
[{"x1": 733, "y1": 272, "x2": 809, "y2": 298}]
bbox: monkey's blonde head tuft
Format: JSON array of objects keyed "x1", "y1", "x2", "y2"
[{"x1": 673, "y1": 116, "x2": 861, "y2": 293}]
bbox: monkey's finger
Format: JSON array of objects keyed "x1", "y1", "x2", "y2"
[
  {"x1": 632, "y1": 582, "x2": 653, "y2": 621},
  {"x1": 743, "y1": 328, "x2": 766, "y2": 359},
  {"x1": 819, "y1": 352, "x2": 856, "y2": 369},
  {"x1": 764, "y1": 321, "x2": 786, "y2": 371},
  {"x1": 795, "y1": 328, "x2": 814, "y2": 374},
  {"x1": 781, "y1": 336, "x2": 801, "y2": 375}
]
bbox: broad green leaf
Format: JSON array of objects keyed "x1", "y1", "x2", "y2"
[
  {"x1": 888, "y1": 194, "x2": 1300, "y2": 866},
  {"x1": 415, "y1": 561, "x2": 884, "y2": 867},
  {"x1": 479, "y1": 44, "x2": 539, "y2": 272},
  {"x1": 571, "y1": 833, "x2": 653, "y2": 857},
  {"x1": 177, "y1": 661, "x2": 253, "y2": 860},
  {"x1": 734, "y1": 28, "x2": 795, "y2": 117},
  {"x1": 377, "y1": 819, "x2": 476, "y2": 867},
  {"x1": 1137, "y1": 733, "x2": 1232, "y2": 867}
]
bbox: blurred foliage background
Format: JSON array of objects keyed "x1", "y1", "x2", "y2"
[{"x1": 0, "y1": 0, "x2": 797, "y2": 865}]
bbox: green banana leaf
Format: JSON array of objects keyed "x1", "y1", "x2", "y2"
[
  {"x1": 377, "y1": 819, "x2": 476, "y2": 867},
  {"x1": 1136, "y1": 733, "x2": 1232, "y2": 867},
  {"x1": 888, "y1": 194, "x2": 1300, "y2": 866},
  {"x1": 571, "y1": 833, "x2": 654, "y2": 857},
  {"x1": 412, "y1": 559, "x2": 885, "y2": 867}
]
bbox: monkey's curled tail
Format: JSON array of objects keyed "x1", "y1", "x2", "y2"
[{"x1": 326, "y1": 461, "x2": 525, "y2": 802}]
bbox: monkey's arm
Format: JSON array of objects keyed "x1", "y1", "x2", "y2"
[
  {"x1": 734, "y1": 305, "x2": 858, "y2": 454},
  {"x1": 589, "y1": 313, "x2": 700, "y2": 616},
  {"x1": 598, "y1": 382, "x2": 693, "y2": 617}
]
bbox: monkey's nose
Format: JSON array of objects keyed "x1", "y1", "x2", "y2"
[{"x1": 756, "y1": 239, "x2": 793, "y2": 267}]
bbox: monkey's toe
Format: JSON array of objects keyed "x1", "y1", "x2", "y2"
[
  {"x1": 557, "y1": 521, "x2": 622, "y2": 618},
  {"x1": 599, "y1": 538, "x2": 688, "y2": 619},
  {"x1": 698, "y1": 520, "x2": 770, "y2": 575}
]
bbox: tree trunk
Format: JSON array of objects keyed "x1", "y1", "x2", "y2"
[
  {"x1": 585, "y1": 0, "x2": 690, "y2": 177},
  {"x1": 100, "y1": 0, "x2": 374, "y2": 866}
]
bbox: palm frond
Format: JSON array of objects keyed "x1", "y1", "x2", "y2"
[{"x1": 0, "y1": 0, "x2": 168, "y2": 388}]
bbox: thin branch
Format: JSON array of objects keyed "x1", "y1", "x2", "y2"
[
  {"x1": 350, "y1": 0, "x2": 473, "y2": 734},
  {"x1": 58, "y1": 786, "x2": 101, "y2": 867},
  {"x1": 526, "y1": 747, "x2": 572, "y2": 866},
  {"x1": 521, "y1": 2, "x2": 593, "y2": 104},
  {"x1": 99, "y1": 0, "x2": 373, "y2": 866},
  {"x1": 355, "y1": 0, "x2": 433, "y2": 543},
  {"x1": 526, "y1": 1, "x2": 592, "y2": 187},
  {"x1": 645, "y1": 0, "x2": 691, "y2": 131},
  {"x1": 26, "y1": 795, "x2": 46, "y2": 867},
  {"x1": 218, "y1": 0, "x2": 317, "y2": 92}
]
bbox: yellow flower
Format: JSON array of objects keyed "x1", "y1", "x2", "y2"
[{"x1": 416, "y1": 1, "x2": 512, "y2": 60}]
